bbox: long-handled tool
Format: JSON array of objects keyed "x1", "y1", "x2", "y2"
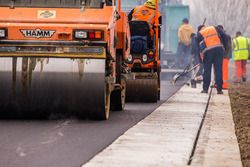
[{"x1": 171, "y1": 63, "x2": 200, "y2": 85}]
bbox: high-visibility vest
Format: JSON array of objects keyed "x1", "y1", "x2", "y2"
[
  {"x1": 233, "y1": 36, "x2": 249, "y2": 60},
  {"x1": 132, "y1": 5, "x2": 157, "y2": 36},
  {"x1": 200, "y1": 26, "x2": 223, "y2": 53}
]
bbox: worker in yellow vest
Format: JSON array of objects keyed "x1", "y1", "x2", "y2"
[{"x1": 233, "y1": 31, "x2": 250, "y2": 82}]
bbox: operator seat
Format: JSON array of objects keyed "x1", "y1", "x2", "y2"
[{"x1": 129, "y1": 21, "x2": 152, "y2": 55}]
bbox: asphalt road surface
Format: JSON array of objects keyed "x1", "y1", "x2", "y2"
[{"x1": 0, "y1": 71, "x2": 184, "y2": 167}]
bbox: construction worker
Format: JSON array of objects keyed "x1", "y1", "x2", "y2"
[
  {"x1": 197, "y1": 25, "x2": 228, "y2": 94},
  {"x1": 128, "y1": 0, "x2": 161, "y2": 38},
  {"x1": 233, "y1": 31, "x2": 250, "y2": 82},
  {"x1": 218, "y1": 25, "x2": 232, "y2": 89},
  {"x1": 176, "y1": 18, "x2": 195, "y2": 68}
]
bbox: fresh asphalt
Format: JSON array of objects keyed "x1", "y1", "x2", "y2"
[{"x1": 0, "y1": 71, "x2": 185, "y2": 167}]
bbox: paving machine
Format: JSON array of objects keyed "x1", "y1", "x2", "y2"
[
  {"x1": 125, "y1": 0, "x2": 161, "y2": 102},
  {"x1": 0, "y1": 0, "x2": 130, "y2": 120}
]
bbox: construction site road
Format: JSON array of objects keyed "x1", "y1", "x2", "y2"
[{"x1": 0, "y1": 71, "x2": 184, "y2": 167}]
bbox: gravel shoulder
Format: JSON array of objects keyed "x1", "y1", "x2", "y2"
[{"x1": 229, "y1": 82, "x2": 250, "y2": 167}]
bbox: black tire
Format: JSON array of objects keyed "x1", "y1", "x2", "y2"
[
  {"x1": 157, "y1": 71, "x2": 161, "y2": 100},
  {"x1": 88, "y1": 84, "x2": 111, "y2": 120},
  {"x1": 110, "y1": 79, "x2": 126, "y2": 111},
  {"x1": 110, "y1": 50, "x2": 126, "y2": 111}
]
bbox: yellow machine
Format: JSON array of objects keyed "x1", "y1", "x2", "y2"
[{"x1": 0, "y1": 0, "x2": 130, "y2": 120}]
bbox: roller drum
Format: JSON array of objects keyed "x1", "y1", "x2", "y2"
[
  {"x1": 0, "y1": 57, "x2": 107, "y2": 119},
  {"x1": 126, "y1": 78, "x2": 158, "y2": 102}
]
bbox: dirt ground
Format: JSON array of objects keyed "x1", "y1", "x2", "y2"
[{"x1": 229, "y1": 83, "x2": 250, "y2": 167}]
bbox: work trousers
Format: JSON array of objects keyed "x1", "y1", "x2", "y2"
[
  {"x1": 235, "y1": 60, "x2": 247, "y2": 81},
  {"x1": 176, "y1": 42, "x2": 191, "y2": 68},
  {"x1": 203, "y1": 47, "x2": 224, "y2": 92},
  {"x1": 222, "y1": 58, "x2": 229, "y2": 89}
]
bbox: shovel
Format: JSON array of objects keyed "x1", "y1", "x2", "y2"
[{"x1": 171, "y1": 63, "x2": 200, "y2": 85}]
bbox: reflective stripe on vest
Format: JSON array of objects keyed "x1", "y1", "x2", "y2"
[
  {"x1": 200, "y1": 26, "x2": 223, "y2": 53},
  {"x1": 234, "y1": 37, "x2": 248, "y2": 51},
  {"x1": 132, "y1": 5, "x2": 155, "y2": 28}
]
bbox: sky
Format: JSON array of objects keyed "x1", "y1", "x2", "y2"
[{"x1": 183, "y1": 0, "x2": 250, "y2": 37}]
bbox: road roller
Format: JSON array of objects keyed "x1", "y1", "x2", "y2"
[
  {"x1": 125, "y1": 0, "x2": 161, "y2": 102},
  {"x1": 0, "y1": 0, "x2": 130, "y2": 120}
]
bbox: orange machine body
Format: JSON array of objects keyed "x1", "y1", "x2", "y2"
[
  {"x1": 0, "y1": 5, "x2": 130, "y2": 77},
  {"x1": 116, "y1": 11, "x2": 130, "y2": 59},
  {"x1": 0, "y1": 7, "x2": 114, "y2": 52}
]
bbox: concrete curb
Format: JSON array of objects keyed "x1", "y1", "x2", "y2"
[
  {"x1": 83, "y1": 84, "x2": 242, "y2": 167},
  {"x1": 191, "y1": 90, "x2": 242, "y2": 167}
]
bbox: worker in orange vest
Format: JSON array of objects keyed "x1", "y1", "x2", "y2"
[
  {"x1": 128, "y1": 0, "x2": 161, "y2": 38},
  {"x1": 197, "y1": 25, "x2": 228, "y2": 94},
  {"x1": 217, "y1": 25, "x2": 232, "y2": 89}
]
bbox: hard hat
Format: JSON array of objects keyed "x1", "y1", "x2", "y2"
[{"x1": 144, "y1": 0, "x2": 156, "y2": 9}]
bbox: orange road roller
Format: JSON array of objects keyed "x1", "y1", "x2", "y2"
[
  {"x1": 0, "y1": 0, "x2": 130, "y2": 120},
  {"x1": 125, "y1": 0, "x2": 161, "y2": 102}
]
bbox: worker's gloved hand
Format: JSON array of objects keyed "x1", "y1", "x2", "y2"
[{"x1": 200, "y1": 53, "x2": 204, "y2": 62}]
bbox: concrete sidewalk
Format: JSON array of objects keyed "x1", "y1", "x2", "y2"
[{"x1": 83, "y1": 84, "x2": 242, "y2": 167}]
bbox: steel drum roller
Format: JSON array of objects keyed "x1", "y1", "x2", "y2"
[
  {"x1": 126, "y1": 78, "x2": 158, "y2": 102},
  {"x1": 0, "y1": 57, "x2": 106, "y2": 119}
]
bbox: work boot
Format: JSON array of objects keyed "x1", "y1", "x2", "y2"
[
  {"x1": 233, "y1": 79, "x2": 241, "y2": 83},
  {"x1": 201, "y1": 90, "x2": 208, "y2": 93},
  {"x1": 217, "y1": 90, "x2": 223, "y2": 94}
]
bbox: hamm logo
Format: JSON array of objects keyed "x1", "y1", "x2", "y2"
[
  {"x1": 40, "y1": 11, "x2": 54, "y2": 18},
  {"x1": 38, "y1": 10, "x2": 56, "y2": 19},
  {"x1": 20, "y1": 29, "x2": 56, "y2": 39}
]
